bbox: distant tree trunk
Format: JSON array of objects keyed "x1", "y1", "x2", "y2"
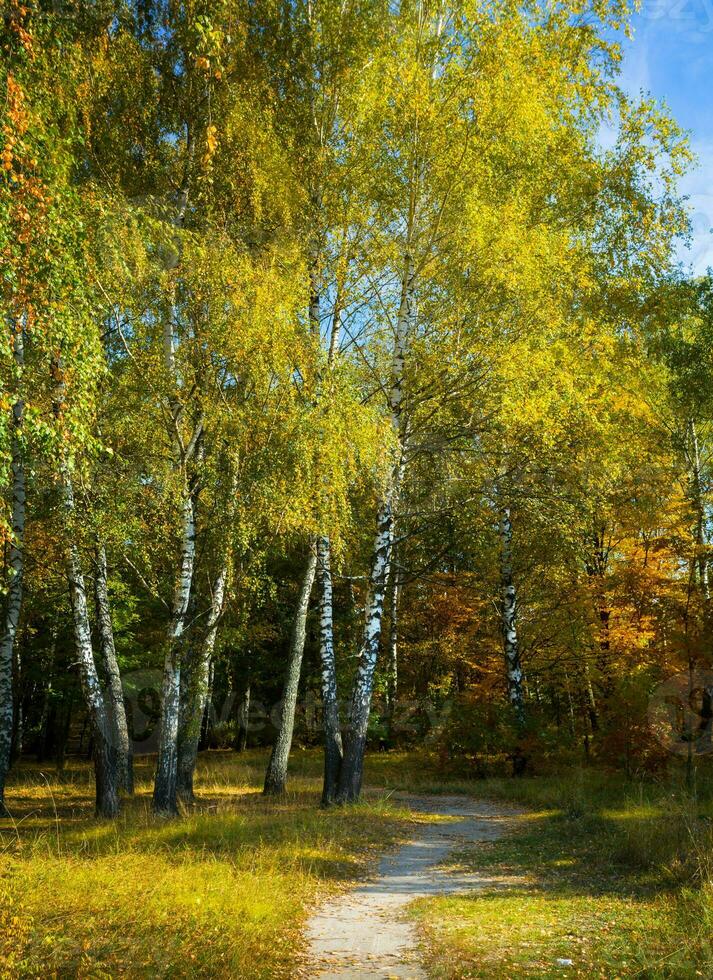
[
  {"x1": 94, "y1": 542, "x2": 133, "y2": 794},
  {"x1": 263, "y1": 545, "x2": 317, "y2": 796},
  {"x1": 499, "y1": 503, "x2": 528, "y2": 776},
  {"x1": 153, "y1": 485, "x2": 197, "y2": 816},
  {"x1": 0, "y1": 324, "x2": 25, "y2": 816},
  {"x1": 56, "y1": 685, "x2": 74, "y2": 774},
  {"x1": 689, "y1": 420, "x2": 710, "y2": 601},
  {"x1": 583, "y1": 661, "x2": 599, "y2": 732},
  {"x1": 177, "y1": 563, "x2": 228, "y2": 802},
  {"x1": 499, "y1": 505, "x2": 525, "y2": 724},
  {"x1": 199, "y1": 658, "x2": 214, "y2": 749},
  {"x1": 9, "y1": 647, "x2": 23, "y2": 765},
  {"x1": 316, "y1": 535, "x2": 342, "y2": 805},
  {"x1": 63, "y1": 473, "x2": 119, "y2": 818},
  {"x1": 386, "y1": 552, "x2": 400, "y2": 740},
  {"x1": 233, "y1": 670, "x2": 251, "y2": 752},
  {"x1": 37, "y1": 665, "x2": 54, "y2": 763},
  {"x1": 585, "y1": 525, "x2": 613, "y2": 696}
]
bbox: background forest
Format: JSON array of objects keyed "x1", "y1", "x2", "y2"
[{"x1": 3, "y1": 1, "x2": 713, "y2": 976}]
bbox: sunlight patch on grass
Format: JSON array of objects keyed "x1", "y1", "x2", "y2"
[
  {"x1": 412, "y1": 767, "x2": 713, "y2": 979},
  {"x1": 0, "y1": 750, "x2": 412, "y2": 978}
]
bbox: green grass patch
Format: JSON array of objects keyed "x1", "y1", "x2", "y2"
[{"x1": 411, "y1": 768, "x2": 713, "y2": 978}]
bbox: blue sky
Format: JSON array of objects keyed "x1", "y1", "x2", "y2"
[{"x1": 618, "y1": 0, "x2": 713, "y2": 274}]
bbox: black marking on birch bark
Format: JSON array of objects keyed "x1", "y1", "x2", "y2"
[
  {"x1": 499, "y1": 505, "x2": 525, "y2": 729},
  {"x1": 153, "y1": 485, "x2": 197, "y2": 816},
  {"x1": 64, "y1": 472, "x2": 120, "y2": 818},
  {"x1": 317, "y1": 535, "x2": 343, "y2": 805}
]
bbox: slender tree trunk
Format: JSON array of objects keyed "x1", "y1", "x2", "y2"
[
  {"x1": 336, "y1": 253, "x2": 413, "y2": 804},
  {"x1": 177, "y1": 635, "x2": 202, "y2": 802},
  {"x1": 153, "y1": 485, "x2": 196, "y2": 816},
  {"x1": 9, "y1": 646, "x2": 23, "y2": 765},
  {"x1": 63, "y1": 473, "x2": 119, "y2": 818},
  {"x1": 56, "y1": 684, "x2": 74, "y2": 773},
  {"x1": 0, "y1": 325, "x2": 25, "y2": 816},
  {"x1": 386, "y1": 552, "x2": 400, "y2": 740},
  {"x1": 151, "y1": 127, "x2": 202, "y2": 816},
  {"x1": 177, "y1": 563, "x2": 227, "y2": 802},
  {"x1": 199, "y1": 658, "x2": 214, "y2": 750},
  {"x1": 583, "y1": 661, "x2": 599, "y2": 731},
  {"x1": 316, "y1": 536, "x2": 342, "y2": 805},
  {"x1": 234, "y1": 671, "x2": 251, "y2": 752},
  {"x1": 263, "y1": 545, "x2": 318, "y2": 795},
  {"x1": 499, "y1": 505, "x2": 525, "y2": 725},
  {"x1": 337, "y1": 492, "x2": 396, "y2": 802},
  {"x1": 689, "y1": 420, "x2": 710, "y2": 601},
  {"x1": 94, "y1": 543, "x2": 133, "y2": 794}
]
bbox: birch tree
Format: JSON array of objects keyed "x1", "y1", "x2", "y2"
[
  {"x1": 94, "y1": 542, "x2": 133, "y2": 794},
  {"x1": 0, "y1": 1, "x2": 117, "y2": 813},
  {"x1": 252, "y1": 0, "x2": 388, "y2": 798},
  {"x1": 0, "y1": 323, "x2": 25, "y2": 815}
]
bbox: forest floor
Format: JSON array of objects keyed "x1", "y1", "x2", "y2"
[{"x1": 2, "y1": 749, "x2": 713, "y2": 978}]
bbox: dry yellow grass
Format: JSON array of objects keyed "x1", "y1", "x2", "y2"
[
  {"x1": 0, "y1": 749, "x2": 413, "y2": 978},
  {"x1": 5, "y1": 751, "x2": 713, "y2": 978}
]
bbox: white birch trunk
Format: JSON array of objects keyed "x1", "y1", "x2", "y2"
[
  {"x1": 336, "y1": 492, "x2": 396, "y2": 801},
  {"x1": 689, "y1": 420, "x2": 710, "y2": 600},
  {"x1": 177, "y1": 562, "x2": 228, "y2": 802},
  {"x1": 263, "y1": 545, "x2": 318, "y2": 795},
  {"x1": 94, "y1": 542, "x2": 133, "y2": 793},
  {"x1": 499, "y1": 505, "x2": 525, "y2": 726},
  {"x1": 0, "y1": 325, "x2": 25, "y2": 814},
  {"x1": 152, "y1": 131, "x2": 202, "y2": 816},
  {"x1": 63, "y1": 472, "x2": 119, "y2": 817},
  {"x1": 386, "y1": 556, "x2": 400, "y2": 737},
  {"x1": 234, "y1": 674, "x2": 251, "y2": 752},
  {"x1": 316, "y1": 535, "x2": 342, "y2": 804},
  {"x1": 336, "y1": 254, "x2": 414, "y2": 802},
  {"x1": 152, "y1": 485, "x2": 196, "y2": 815}
]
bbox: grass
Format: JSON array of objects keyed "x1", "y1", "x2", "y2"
[
  {"x1": 0, "y1": 749, "x2": 417, "y2": 978},
  {"x1": 409, "y1": 767, "x2": 713, "y2": 979},
  {"x1": 3, "y1": 749, "x2": 713, "y2": 978}
]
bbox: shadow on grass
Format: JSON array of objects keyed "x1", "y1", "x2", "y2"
[{"x1": 0, "y1": 749, "x2": 418, "y2": 889}]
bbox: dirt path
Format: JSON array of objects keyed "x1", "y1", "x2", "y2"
[{"x1": 305, "y1": 795, "x2": 517, "y2": 980}]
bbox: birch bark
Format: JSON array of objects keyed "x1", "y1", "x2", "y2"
[
  {"x1": 263, "y1": 545, "x2": 318, "y2": 795},
  {"x1": 688, "y1": 420, "x2": 710, "y2": 600},
  {"x1": 153, "y1": 483, "x2": 197, "y2": 814},
  {"x1": 0, "y1": 324, "x2": 25, "y2": 815},
  {"x1": 234, "y1": 672, "x2": 251, "y2": 752},
  {"x1": 94, "y1": 542, "x2": 133, "y2": 793},
  {"x1": 152, "y1": 131, "x2": 203, "y2": 816},
  {"x1": 176, "y1": 562, "x2": 228, "y2": 802},
  {"x1": 64, "y1": 474, "x2": 119, "y2": 817},
  {"x1": 317, "y1": 535, "x2": 342, "y2": 804},
  {"x1": 499, "y1": 504, "x2": 525, "y2": 725},
  {"x1": 336, "y1": 254, "x2": 414, "y2": 802},
  {"x1": 386, "y1": 554, "x2": 400, "y2": 739}
]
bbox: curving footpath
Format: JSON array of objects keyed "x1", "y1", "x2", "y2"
[{"x1": 305, "y1": 795, "x2": 518, "y2": 980}]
